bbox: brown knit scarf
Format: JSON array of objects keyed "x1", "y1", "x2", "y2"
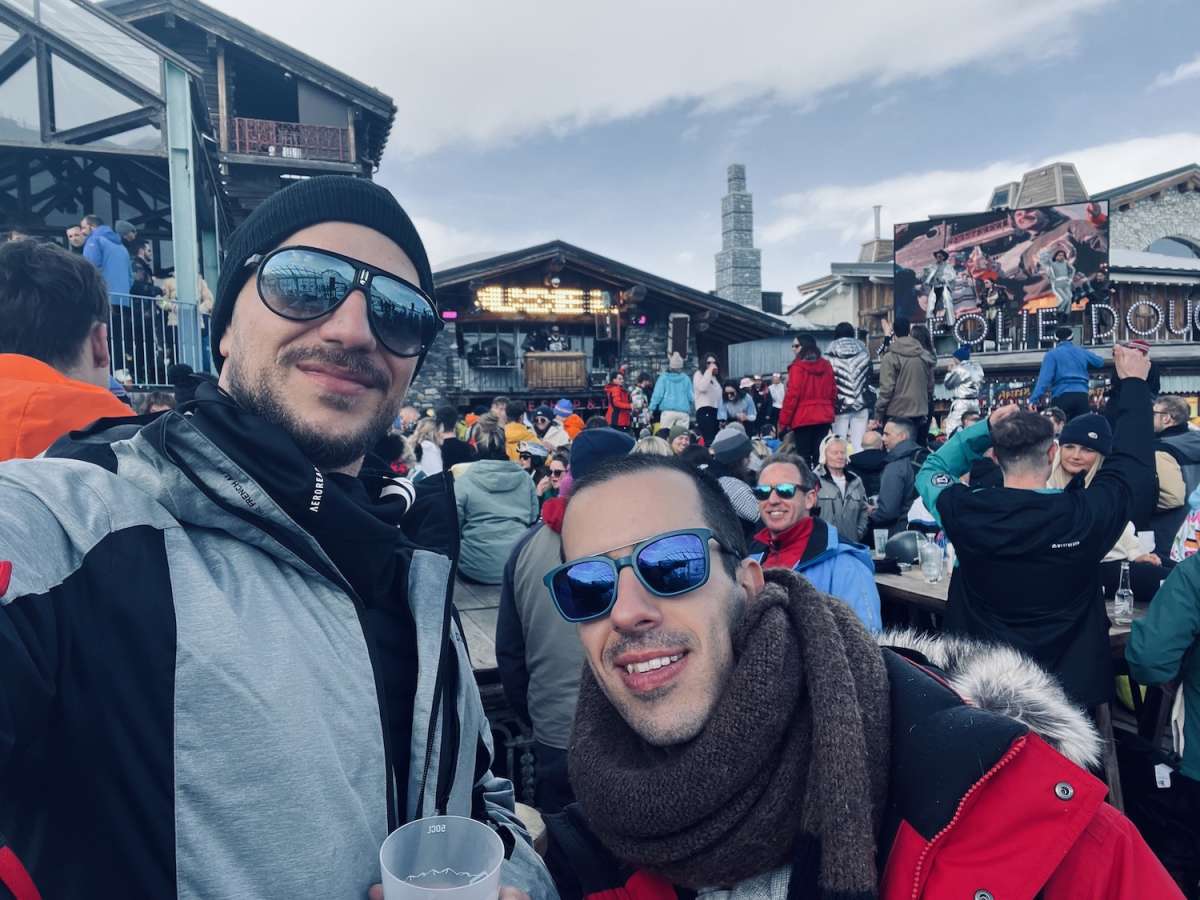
[{"x1": 568, "y1": 568, "x2": 890, "y2": 896}]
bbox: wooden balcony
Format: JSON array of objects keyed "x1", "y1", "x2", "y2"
[{"x1": 226, "y1": 117, "x2": 352, "y2": 163}]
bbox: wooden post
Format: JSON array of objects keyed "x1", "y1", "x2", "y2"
[
  {"x1": 345, "y1": 106, "x2": 356, "y2": 164},
  {"x1": 216, "y1": 44, "x2": 228, "y2": 152}
]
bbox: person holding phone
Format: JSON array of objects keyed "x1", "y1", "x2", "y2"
[{"x1": 693, "y1": 353, "x2": 722, "y2": 445}]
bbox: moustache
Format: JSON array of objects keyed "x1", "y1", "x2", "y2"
[
  {"x1": 604, "y1": 631, "x2": 694, "y2": 668},
  {"x1": 279, "y1": 346, "x2": 390, "y2": 390}
]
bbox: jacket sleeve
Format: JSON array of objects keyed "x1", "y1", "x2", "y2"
[
  {"x1": 873, "y1": 462, "x2": 907, "y2": 526},
  {"x1": 834, "y1": 556, "x2": 881, "y2": 634},
  {"x1": 1085, "y1": 378, "x2": 1157, "y2": 551},
  {"x1": 1155, "y1": 452, "x2": 1186, "y2": 510},
  {"x1": 874, "y1": 355, "x2": 896, "y2": 421},
  {"x1": 1085, "y1": 348, "x2": 1104, "y2": 368},
  {"x1": 82, "y1": 236, "x2": 101, "y2": 268},
  {"x1": 742, "y1": 396, "x2": 757, "y2": 422},
  {"x1": 716, "y1": 402, "x2": 728, "y2": 422},
  {"x1": 1126, "y1": 556, "x2": 1200, "y2": 687},
  {"x1": 525, "y1": 481, "x2": 540, "y2": 526},
  {"x1": 1031, "y1": 354, "x2": 1055, "y2": 404},
  {"x1": 779, "y1": 374, "x2": 799, "y2": 430},
  {"x1": 916, "y1": 419, "x2": 991, "y2": 526},
  {"x1": 495, "y1": 529, "x2": 537, "y2": 728},
  {"x1": 1041, "y1": 800, "x2": 1184, "y2": 900},
  {"x1": 648, "y1": 377, "x2": 665, "y2": 413},
  {"x1": 855, "y1": 484, "x2": 869, "y2": 542}
]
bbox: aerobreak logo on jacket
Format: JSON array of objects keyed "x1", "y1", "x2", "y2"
[{"x1": 310, "y1": 468, "x2": 325, "y2": 513}]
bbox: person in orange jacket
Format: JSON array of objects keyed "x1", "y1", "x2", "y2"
[
  {"x1": 0, "y1": 240, "x2": 132, "y2": 460},
  {"x1": 554, "y1": 398, "x2": 586, "y2": 440},
  {"x1": 603, "y1": 371, "x2": 633, "y2": 431}
]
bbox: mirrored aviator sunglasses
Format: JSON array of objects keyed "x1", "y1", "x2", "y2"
[
  {"x1": 752, "y1": 482, "x2": 799, "y2": 501},
  {"x1": 544, "y1": 528, "x2": 733, "y2": 623},
  {"x1": 251, "y1": 245, "x2": 442, "y2": 357}
]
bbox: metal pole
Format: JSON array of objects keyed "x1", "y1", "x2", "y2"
[{"x1": 165, "y1": 58, "x2": 201, "y2": 370}]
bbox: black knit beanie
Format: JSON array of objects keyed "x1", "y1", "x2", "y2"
[
  {"x1": 210, "y1": 175, "x2": 435, "y2": 371},
  {"x1": 1059, "y1": 413, "x2": 1112, "y2": 456}
]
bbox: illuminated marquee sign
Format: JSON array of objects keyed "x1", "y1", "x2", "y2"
[{"x1": 475, "y1": 285, "x2": 612, "y2": 316}]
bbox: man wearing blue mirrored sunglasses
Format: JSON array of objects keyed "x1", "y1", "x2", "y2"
[{"x1": 540, "y1": 454, "x2": 1177, "y2": 900}]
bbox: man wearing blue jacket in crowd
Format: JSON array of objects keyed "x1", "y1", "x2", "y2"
[
  {"x1": 748, "y1": 452, "x2": 881, "y2": 632},
  {"x1": 1029, "y1": 326, "x2": 1103, "y2": 420},
  {"x1": 648, "y1": 351, "x2": 694, "y2": 432},
  {"x1": 81, "y1": 213, "x2": 134, "y2": 370}
]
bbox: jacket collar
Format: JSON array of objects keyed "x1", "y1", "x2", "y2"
[
  {"x1": 753, "y1": 516, "x2": 829, "y2": 568},
  {"x1": 885, "y1": 439, "x2": 920, "y2": 461}
]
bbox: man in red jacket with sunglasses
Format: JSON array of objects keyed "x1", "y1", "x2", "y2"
[{"x1": 537, "y1": 452, "x2": 1180, "y2": 900}]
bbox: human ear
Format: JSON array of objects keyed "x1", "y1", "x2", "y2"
[{"x1": 737, "y1": 558, "x2": 765, "y2": 600}]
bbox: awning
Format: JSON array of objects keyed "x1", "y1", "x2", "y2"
[{"x1": 1111, "y1": 273, "x2": 1200, "y2": 286}]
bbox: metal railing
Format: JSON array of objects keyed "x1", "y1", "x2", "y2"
[
  {"x1": 227, "y1": 116, "x2": 352, "y2": 162},
  {"x1": 107, "y1": 292, "x2": 212, "y2": 389}
]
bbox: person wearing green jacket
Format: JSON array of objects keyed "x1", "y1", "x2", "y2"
[
  {"x1": 1127, "y1": 554, "x2": 1200, "y2": 782},
  {"x1": 454, "y1": 416, "x2": 539, "y2": 584}
]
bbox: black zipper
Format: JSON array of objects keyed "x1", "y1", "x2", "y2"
[{"x1": 416, "y1": 469, "x2": 462, "y2": 817}]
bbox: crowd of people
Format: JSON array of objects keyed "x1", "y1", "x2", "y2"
[{"x1": 0, "y1": 174, "x2": 1198, "y2": 899}]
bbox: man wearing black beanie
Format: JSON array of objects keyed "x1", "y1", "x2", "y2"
[{"x1": 0, "y1": 176, "x2": 551, "y2": 899}]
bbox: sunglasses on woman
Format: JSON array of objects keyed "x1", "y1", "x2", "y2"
[
  {"x1": 549, "y1": 467, "x2": 566, "y2": 477},
  {"x1": 544, "y1": 528, "x2": 737, "y2": 623},
  {"x1": 752, "y1": 482, "x2": 800, "y2": 501},
  {"x1": 246, "y1": 246, "x2": 443, "y2": 357}
]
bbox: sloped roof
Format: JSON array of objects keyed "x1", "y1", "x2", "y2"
[
  {"x1": 1090, "y1": 163, "x2": 1200, "y2": 202},
  {"x1": 101, "y1": 0, "x2": 395, "y2": 123},
  {"x1": 1110, "y1": 248, "x2": 1200, "y2": 272},
  {"x1": 435, "y1": 240, "x2": 790, "y2": 343}
]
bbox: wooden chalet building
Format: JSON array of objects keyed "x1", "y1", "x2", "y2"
[
  {"x1": 408, "y1": 240, "x2": 790, "y2": 413},
  {"x1": 104, "y1": 0, "x2": 395, "y2": 223}
]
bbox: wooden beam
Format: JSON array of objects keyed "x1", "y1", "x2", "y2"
[
  {"x1": 53, "y1": 107, "x2": 158, "y2": 145},
  {"x1": 346, "y1": 105, "x2": 356, "y2": 163},
  {"x1": 216, "y1": 44, "x2": 228, "y2": 152}
]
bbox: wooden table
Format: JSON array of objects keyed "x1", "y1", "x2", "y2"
[
  {"x1": 453, "y1": 577, "x2": 502, "y2": 672},
  {"x1": 875, "y1": 567, "x2": 1145, "y2": 646}
]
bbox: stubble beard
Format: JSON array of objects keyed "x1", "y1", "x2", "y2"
[{"x1": 225, "y1": 350, "x2": 401, "y2": 471}]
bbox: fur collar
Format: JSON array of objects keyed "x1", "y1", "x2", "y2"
[{"x1": 880, "y1": 629, "x2": 1101, "y2": 769}]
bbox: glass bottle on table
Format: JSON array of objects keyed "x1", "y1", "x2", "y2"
[{"x1": 1112, "y1": 561, "x2": 1134, "y2": 626}]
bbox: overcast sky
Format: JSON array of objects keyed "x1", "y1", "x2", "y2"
[{"x1": 209, "y1": 0, "x2": 1200, "y2": 298}]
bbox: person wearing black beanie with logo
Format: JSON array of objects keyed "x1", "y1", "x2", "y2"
[{"x1": 0, "y1": 176, "x2": 552, "y2": 899}]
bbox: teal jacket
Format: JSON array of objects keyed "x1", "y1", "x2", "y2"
[
  {"x1": 649, "y1": 371, "x2": 694, "y2": 415},
  {"x1": 1127, "y1": 555, "x2": 1200, "y2": 781}
]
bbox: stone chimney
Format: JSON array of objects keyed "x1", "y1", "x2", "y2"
[{"x1": 715, "y1": 163, "x2": 763, "y2": 307}]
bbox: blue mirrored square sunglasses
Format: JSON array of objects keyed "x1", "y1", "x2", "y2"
[{"x1": 543, "y1": 528, "x2": 737, "y2": 623}]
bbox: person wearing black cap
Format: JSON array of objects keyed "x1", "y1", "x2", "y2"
[
  {"x1": 0, "y1": 176, "x2": 552, "y2": 899},
  {"x1": 531, "y1": 403, "x2": 569, "y2": 449},
  {"x1": 916, "y1": 344, "x2": 1157, "y2": 709},
  {"x1": 496, "y1": 428, "x2": 635, "y2": 814}
]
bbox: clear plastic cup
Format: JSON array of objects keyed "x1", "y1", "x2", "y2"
[
  {"x1": 380, "y1": 816, "x2": 504, "y2": 900},
  {"x1": 873, "y1": 528, "x2": 890, "y2": 558}
]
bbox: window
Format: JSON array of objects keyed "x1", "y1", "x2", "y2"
[
  {"x1": 462, "y1": 324, "x2": 518, "y2": 368},
  {"x1": 51, "y1": 53, "x2": 140, "y2": 131},
  {"x1": 35, "y1": 0, "x2": 161, "y2": 94},
  {"x1": 1146, "y1": 237, "x2": 1200, "y2": 259},
  {"x1": 0, "y1": 58, "x2": 40, "y2": 143}
]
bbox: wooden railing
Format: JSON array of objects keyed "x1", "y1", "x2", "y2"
[{"x1": 227, "y1": 117, "x2": 351, "y2": 162}]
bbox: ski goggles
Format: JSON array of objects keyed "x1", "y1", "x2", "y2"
[
  {"x1": 544, "y1": 528, "x2": 736, "y2": 623},
  {"x1": 247, "y1": 246, "x2": 442, "y2": 357},
  {"x1": 752, "y1": 482, "x2": 802, "y2": 501}
]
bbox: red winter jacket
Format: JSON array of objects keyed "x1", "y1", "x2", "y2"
[
  {"x1": 779, "y1": 357, "x2": 836, "y2": 430},
  {"x1": 604, "y1": 383, "x2": 632, "y2": 429},
  {"x1": 544, "y1": 642, "x2": 1182, "y2": 900}
]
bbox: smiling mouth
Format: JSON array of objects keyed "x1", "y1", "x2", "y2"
[{"x1": 615, "y1": 651, "x2": 689, "y2": 693}]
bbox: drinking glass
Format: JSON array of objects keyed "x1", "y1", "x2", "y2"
[{"x1": 380, "y1": 816, "x2": 504, "y2": 900}]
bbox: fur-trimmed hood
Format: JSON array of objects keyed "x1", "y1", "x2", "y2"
[{"x1": 880, "y1": 628, "x2": 1101, "y2": 770}]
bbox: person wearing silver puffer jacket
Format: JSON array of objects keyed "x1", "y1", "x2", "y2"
[
  {"x1": 943, "y1": 344, "x2": 985, "y2": 435},
  {"x1": 825, "y1": 322, "x2": 871, "y2": 450}
]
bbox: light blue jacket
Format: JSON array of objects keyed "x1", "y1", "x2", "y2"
[
  {"x1": 1031, "y1": 340, "x2": 1103, "y2": 402},
  {"x1": 649, "y1": 371, "x2": 694, "y2": 414},
  {"x1": 750, "y1": 521, "x2": 881, "y2": 632}
]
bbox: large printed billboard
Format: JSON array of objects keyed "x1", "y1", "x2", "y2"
[{"x1": 893, "y1": 201, "x2": 1110, "y2": 328}]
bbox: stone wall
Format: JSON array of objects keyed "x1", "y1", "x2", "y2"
[
  {"x1": 406, "y1": 321, "x2": 459, "y2": 409},
  {"x1": 1110, "y1": 189, "x2": 1200, "y2": 252}
]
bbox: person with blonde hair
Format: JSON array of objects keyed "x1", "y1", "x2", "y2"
[
  {"x1": 632, "y1": 435, "x2": 673, "y2": 456},
  {"x1": 815, "y1": 436, "x2": 869, "y2": 542},
  {"x1": 408, "y1": 416, "x2": 443, "y2": 478}
]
